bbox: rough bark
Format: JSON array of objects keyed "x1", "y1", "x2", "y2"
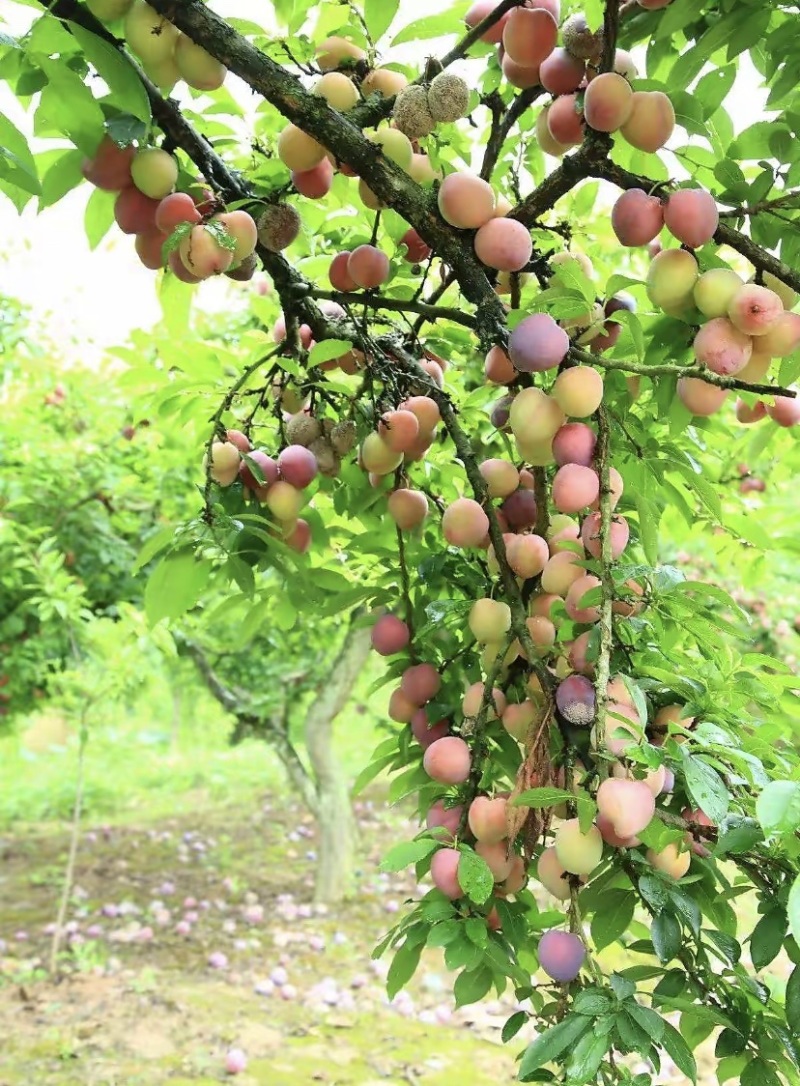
[{"x1": 304, "y1": 622, "x2": 373, "y2": 904}]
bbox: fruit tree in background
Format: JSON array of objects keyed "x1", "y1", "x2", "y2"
[{"x1": 4, "y1": 0, "x2": 800, "y2": 1080}]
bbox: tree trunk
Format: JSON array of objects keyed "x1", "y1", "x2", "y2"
[{"x1": 304, "y1": 622, "x2": 372, "y2": 904}]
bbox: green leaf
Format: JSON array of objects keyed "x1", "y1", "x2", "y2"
[
  {"x1": 519, "y1": 1015, "x2": 591, "y2": 1080},
  {"x1": 591, "y1": 890, "x2": 635, "y2": 952},
  {"x1": 665, "y1": 458, "x2": 722, "y2": 522},
  {"x1": 626, "y1": 1002, "x2": 665, "y2": 1042},
  {"x1": 386, "y1": 934, "x2": 424, "y2": 999},
  {"x1": 454, "y1": 964, "x2": 493, "y2": 1008},
  {"x1": 786, "y1": 963, "x2": 800, "y2": 1035},
  {"x1": 514, "y1": 787, "x2": 573, "y2": 807},
  {"x1": 564, "y1": 1028, "x2": 608, "y2": 1084},
  {"x1": 392, "y1": 2, "x2": 470, "y2": 45},
  {"x1": 68, "y1": 22, "x2": 152, "y2": 124},
  {"x1": 741, "y1": 1057, "x2": 783, "y2": 1086},
  {"x1": 681, "y1": 753, "x2": 730, "y2": 823},
  {"x1": 750, "y1": 908, "x2": 786, "y2": 970},
  {"x1": 380, "y1": 838, "x2": 438, "y2": 872},
  {"x1": 83, "y1": 185, "x2": 116, "y2": 251},
  {"x1": 756, "y1": 780, "x2": 800, "y2": 835},
  {"x1": 308, "y1": 339, "x2": 353, "y2": 366},
  {"x1": 364, "y1": 0, "x2": 399, "y2": 42},
  {"x1": 34, "y1": 57, "x2": 105, "y2": 155},
  {"x1": 502, "y1": 1010, "x2": 527, "y2": 1043},
  {"x1": 572, "y1": 988, "x2": 613, "y2": 1016},
  {"x1": 660, "y1": 1019, "x2": 697, "y2": 1083},
  {"x1": 651, "y1": 912, "x2": 682, "y2": 963},
  {"x1": 0, "y1": 113, "x2": 39, "y2": 197},
  {"x1": 787, "y1": 875, "x2": 800, "y2": 949},
  {"x1": 144, "y1": 551, "x2": 212, "y2": 625},
  {"x1": 457, "y1": 847, "x2": 494, "y2": 905}
]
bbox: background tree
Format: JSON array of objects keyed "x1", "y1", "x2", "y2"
[{"x1": 3, "y1": 0, "x2": 800, "y2": 1083}]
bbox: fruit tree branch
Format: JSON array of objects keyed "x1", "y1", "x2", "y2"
[
  {"x1": 592, "y1": 405, "x2": 615, "y2": 765},
  {"x1": 310, "y1": 289, "x2": 477, "y2": 329}
]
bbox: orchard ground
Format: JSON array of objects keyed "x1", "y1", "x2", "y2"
[{"x1": 0, "y1": 709, "x2": 785, "y2": 1085}]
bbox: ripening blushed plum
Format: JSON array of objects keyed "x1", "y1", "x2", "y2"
[
  {"x1": 426, "y1": 801, "x2": 463, "y2": 840},
  {"x1": 462, "y1": 681, "x2": 506, "y2": 718},
  {"x1": 507, "y1": 533, "x2": 549, "y2": 578},
  {"x1": 347, "y1": 245, "x2": 390, "y2": 289},
  {"x1": 596, "y1": 813, "x2": 639, "y2": 848},
  {"x1": 728, "y1": 284, "x2": 784, "y2": 336},
  {"x1": 469, "y1": 598, "x2": 512, "y2": 643},
  {"x1": 568, "y1": 630, "x2": 594, "y2": 675},
  {"x1": 540, "y1": 549, "x2": 582, "y2": 595},
  {"x1": 465, "y1": 0, "x2": 511, "y2": 43},
  {"x1": 735, "y1": 399, "x2": 767, "y2": 424},
  {"x1": 547, "y1": 93, "x2": 584, "y2": 147},
  {"x1": 552, "y1": 422, "x2": 596, "y2": 467},
  {"x1": 536, "y1": 847, "x2": 572, "y2": 899},
  {"x1": 502, "y1": 700, "x2": 537, "y2": 741},
  {"x1": 581, "y1": 511, "x2": 629, "y2": 559},
  {"x1": 474, "y1": 218, "x2": 533, "y2": 272},
  {"x1": 443, "y1": 497, "x2": 490, "y2": 547},
  {"x1": 379, "y1": 410, "x2": 420, "y2": 453},
  {"x1": 401, "y1": 662, "x2": 441, "y2": 705},
  {"x1": 388, "y1": 489, "x2": 429, "y2": 530},
  {"x1": 758, "y1": 312, "x2": 800, "y2": 357},
  {"x1": 767, "y1": 393, "x2": 800, "y2": 427},
  {"x1": 179, "y1": 224, "x2": 234, "y2": 277},
  {"x1": 566, "y1": 573, "x2": 602, "y2": 624},
  {"x1": 501, "y1": 53, "x2": 541, "y2": 89},
  {"x1": 620, "y1": 90, "x2": 675, "y2": 152},
  {"x1": 596, "y1": 777, "x2": 655, "y2": 839},
  {"x1": 82, "y1": 135, "x2": 135, "y2": 190},
  {"x1": 693, "y1": 317, "x2": 752, "y2": 376},
  {"x1": 423, "y1": 736, "x2": 472, "y2": 785},
  {"x1": 371, "y1": 614, "x2": 410, "y2": 656},
  {"x1": 611, "y1": 188, "x2": 664, "y2": 247},
  {"x1": 277, "y1": 125, "x2": 327, "y2": 171},
  {"x1": 239, "y1": 450, "x2": 278, "y2": 490},
  {"x1": 539, "y1": 48, "x2": 586, "y2": 95},
  {"x1": 134, "y1": 230, "x2": 165, "y2": 270},
  {"x1": 551, "y1": 367, "x2": 604, "y2": 417},
  {"x1": 484, "y1": 346, "x2": 516, "y2": 384},
  {"x1": 501, "y1": 488, "x2": 538, "y2": 529},
  {"x1": 677, "y1": 377, "x2": 728, "y2": 417},
  {"x1": 603, "y1": 701, "x2": 642, "y2": 755},
  {"x1": 313, "y1": 71, "x2": 359, "y2": 111},
  {"x1": 538, "y1": 930, "x2": 585, "y2": 983},
  {"x1": 265, "y1": 480, "x2": 303, "y2": 522},
  {"x1": 552, "y1": 463, "x2": 599, "y2": 514},
  {"x1": 479, "y1": 458, "x2": 520, "y2": 498},
  {"x1": 437, "y1": 172, "x2": 496, "y2": 229},
  {"x1": 647, "y1": 842, "x2": 691, "y2": 879},
  {"x1": 476, "y1": 840, "x2": 514, "y2": 881},
  {"x1": 502, "y1": 854, "x2": 527, "y2": 895},
  {"x1": 430, "y1": 848, "x2": 463, "y2": 899},
  {"x1": 583, "y1": 72, "x2": 634, "y2": 132},
  {"x1": 693, "y1": 268, "x2": 744, "y2": 319},
  {"x1": 411, "y1": 710, "x2": 449, "y2": 748},
  {"x1": 468, "y1": 796, "x2": 509, "y2": 844},
  {"x1": 663, "y1": 188, "x2": 719, "y2": 248},
  {"x1": 401, "y1": 228, "x2": 431, "y2": 264},
  {"x1": 293, "y1": 159, "x2": 334, "y2": 199},
  {"x1": 115, "y1": 187, "x2": 159, "y2": 235},
  {"x1": 361, "y1": 432, "x2": 403, "y2": 475},
  {"x1": 525, "y1": 615, "x2": 556, "y2": 657},
  {"x1": 388, "y1": 687, "x2": 416, "y2": 723},
  {"x1": 536, "y1": 105, "x2": 570, "y2": 157},
  {"x1": 502, "y1": 7, "x2": 558, "y2": 68},
  {"x1": 736, "y1": 351, "x2": 772, "y2": 384},
  {"x1": 208, "y1": 441, "x2": 240, "y2": 486},
  {"x1": 329, "y1": 251, "x2": 357, "y2": 292},
  {"x1": 510, "y1": 386, "x2": 565, "y2": 442}
]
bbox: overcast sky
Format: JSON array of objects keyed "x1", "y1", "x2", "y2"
[{"x1": 0, "y1": 0, "x2": 771, "y2": 361}]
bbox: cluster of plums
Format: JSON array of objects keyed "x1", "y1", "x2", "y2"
[
  {"x1": 81, "y1": 136, "x2": 259, "y2": 282},
  {"x1": 206, "y1": 415, "x2": 356, "y2": 553},
  {"x1": 85, "y1": 0, "x2": 227, "y2": 95},
  {"x1": 611, "y1": 185, "x2": 800, "y2": 423},
  {"x1": 464, "y1": 0, "x2": 674, "y2": 158}
]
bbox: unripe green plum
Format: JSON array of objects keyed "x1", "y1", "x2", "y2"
[
  {"x1": 540, "y1": 48, "x2": 585, "y2": 94},
  {"x1": 536, "y1": 846, "x2": 572, "y2": 899},
  {"x1": 443, "y1": 498, "x2": 489, "y2": 548},
  {"x1": 479, "y1": 458, "x2": 519, "y2": 498},
  {"x1": 502, "y1": 6, "x2": 558, "y2": 67},
  {"x1": 760, "y1": 271, "x2": 797, "y2": 312},
  {"x1": 620, "y1": 90, "x2": 675, "y2": 152},
  {"x1": 551, "y1": 366, "x2": 603, "y2": 417},
  {"x1": 611, "y1": 188, "x2": 664, "y2": 247},
  {"x1": 476, "y1": 840, "x2": 514, "y2": 882},
  {"x1": 207, "y1": 440, "x2": 240, "y2": 485},
  {"x1": 552, "y1": 464, "x2": 599, "y2": 514},
  {"x1": 265, "y1": 480, "x2": 303, "y2": 522},
  {"x1": 507, "y1": 533, "x2": 549, "y2": 578},
  {"x1": 538, "y1": 930, "x2": 586, "y2": 983},
  {"x1": 583, "y1": 71, "x2": 634, "y2": 132},
  {"x1": 677, "y1": 377, "x2": 728, "y2": 417},
  {"x1": 540, "y1": 550, "x2": 582, "y2": 595},
  {"x1": 510, "y1": 387, "x2": 565, "y2": 442},
  {"x1": 474, "y1": 218, "x2": 533, "y2": 272},
  {"x1": 693, "y1": 317, "x2": 752, "y2": 376},
  {"x1": 737, "y1": 352, "x2": 772, "y2": 384},
  {"x1": 596, "y1": 777, "x2": 655, "y2": 839},
  {"x1": 388, "y1": 488, "x2": 429, "y2": 530},
  {"x1": 663, "y1": 188, "x2": 719, "y2": 248},
  {"x1": 86, "y1": 0, "x2": 133, "y2": 19},
  {"x1": 124, "y1": 1, "x2": 178, "y2": 63},
  {"x1": 313, "y1": 71, "x2": 359, "y2": 111},
  {"x1": 361, "y1": 67, "x2": 408, "y2": 97},
  {"x1": 565, "y1": 573, "x2": 602, "y2": 624},
  {"x1": 423, "y1": 736, "x2": 471, "y2": 784},
  {"x1": 554, "y1": 819, "x2": 603, "y2": 875},
  {"x1": 728, "y1": 284, "x2": 784, "y2": 336},
  {"x1": 361, "y1": 432, "x2": 403, "y2": 475},
  {"x1": 368, "y1": 128, "x2": 414, "y2": 170},
  {"x1": 646, "y1": 248, "x2": 698, "y2": 314},
  {"x1": 468, "y1": 796, "x2": 509, "y2": 844},
  {"x1": 401, "y1": 662, "x2": 441, "y2": 705},
  {"x1": 141, "y1": 54, "x2": 179, "y2": 93},
  {"x1": 277, "y1": 125, "x2": 326, "y2": 171},
  {"x1": 179, "y1": 224, "x2": 234, "y2": 277},
  {"x1": 509, "y1": 314, "x2": 569, "y2": 373},
  {"x1": 174, "y1": 34, "x2": 226, "y2": 90},
  {"x1": 371, "y1": 614, "x2": 410, "y2": 657},
  {"x1": 469, "y1": 598, "x2": 512, "y2": 643},
  {"x1": 348, "y1": 245, "x2": 390, "y2": 289},
  {"x1": 502, "y1": 700, "x2": 537, "y2": 741},
  {"x1": 430, "y1": 848, "x2": 463, "y2": 899},
  {"x1": 438, "y1": 172, "x2": 496, "y2": 229},
  {"x1": 647, "y1": 842, "x2": 691, "y2": 879},
  {"x1": 315, "y1": 36, "x2": 366, "y2": 70},
  {"x1": 693, "y1": 268, "x2": 743, "y2": 318}
]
